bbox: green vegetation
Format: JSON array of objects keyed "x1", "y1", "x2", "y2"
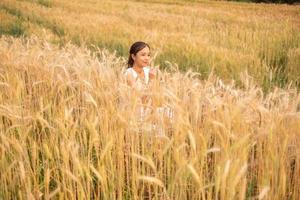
[
  {"x1": 37, "y1": 0, "x2": 52, "y2": 7},
  {"x1": 0, "y1": 18, "x2": 26, "y2": 36},
  {"x1": 1, "y1": 0, "x2": 299, "y2": 90}
]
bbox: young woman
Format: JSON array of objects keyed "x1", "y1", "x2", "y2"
[
  {"x1": 124, "y1": 41, "x2": 172, "y2": 136},
  {"x1": 125, "y1": 41, "x2": 156, "y2": 92},
  {"x1": 123, "y1": 42, "x2": 157, "y2": 124}
]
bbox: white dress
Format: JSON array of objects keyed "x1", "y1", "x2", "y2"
[
  {"x1": 124, "y1": 66, "x2": 151, "y2": 119},
  {"x1": 124, "y1": 67, "x2": 150, "y2": 91},
  {"x1": 124, "y1": 67, "x2": 173, "y2": 136}
]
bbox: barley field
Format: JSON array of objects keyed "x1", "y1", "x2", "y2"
[
  {"x1": 0, "y1": 35, "x2": 299, "y2": 199},
  {"x1": 0, "y1": 0, "x2": 300, "y2": 200}
]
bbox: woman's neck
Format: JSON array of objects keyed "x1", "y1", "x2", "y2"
[{"x1": 132, "y1": 65, "x2": 143, "y2": 74}]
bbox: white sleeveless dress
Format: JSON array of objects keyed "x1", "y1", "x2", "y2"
[
  {"x1": 124, "y1": 67, "x2": 173, "y2": 136},
  {"x1": 124, "y1": 67, "x2": 150, "y2": 91},
  {"x1": 124, "y1": 66, "x2": 151, "y2": 118}
]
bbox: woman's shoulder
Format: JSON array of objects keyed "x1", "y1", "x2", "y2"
[
  {"x1": 125, "y1": 67, "x2": 132, "y2": 72},
  {"x1": 124, "y1": 67, "x2": 137, "y2": 81},
  {"x1": 125, "y1": 67, "x2": 135, "y2": 75}
]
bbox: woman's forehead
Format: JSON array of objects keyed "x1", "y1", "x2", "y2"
[{"x1": 138, "y1": 46, "x2": 150, "y2": 53}]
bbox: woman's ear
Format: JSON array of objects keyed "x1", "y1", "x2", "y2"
[{"x1": 131, "y1": 54, "x2": 135, "y2": 61}]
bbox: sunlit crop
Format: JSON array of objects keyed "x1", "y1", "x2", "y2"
[{"x1": 0, "y1": 36, "x2": 299, "y2": 199}]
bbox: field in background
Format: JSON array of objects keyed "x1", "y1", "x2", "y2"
[{"x1": 0, "y1": 0, "x2": 300, "y2": 90}]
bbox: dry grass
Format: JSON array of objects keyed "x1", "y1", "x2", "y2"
[{"x1": 0, "y1": 36, "x2": 299, "y2": 199}]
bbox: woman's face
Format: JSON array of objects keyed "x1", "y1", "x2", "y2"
[{"x1": 132, "y1": 46, "x2": 150, "y2": 68}]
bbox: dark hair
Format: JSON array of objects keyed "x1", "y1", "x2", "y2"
[{"x1": 127, "y1": 41, "x2": 150, "y2": 68}]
